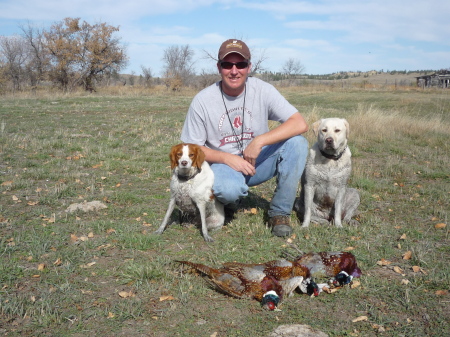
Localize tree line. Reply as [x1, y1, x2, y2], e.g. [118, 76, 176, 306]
[0, 17, 307, 93]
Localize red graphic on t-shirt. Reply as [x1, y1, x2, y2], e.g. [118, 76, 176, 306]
[233, 116, 243, 129]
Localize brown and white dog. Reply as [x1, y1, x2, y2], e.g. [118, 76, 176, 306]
[294, 118, 360, 228]
[154, 143, 225, 242]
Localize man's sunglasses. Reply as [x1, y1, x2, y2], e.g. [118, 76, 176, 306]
[220, 61, 249, 70]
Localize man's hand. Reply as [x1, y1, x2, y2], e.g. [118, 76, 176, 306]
[243, 137, 263, 167]
[225, 154, 256, 176]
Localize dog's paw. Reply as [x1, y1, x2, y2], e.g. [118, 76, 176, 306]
[203, 234, 215, 242]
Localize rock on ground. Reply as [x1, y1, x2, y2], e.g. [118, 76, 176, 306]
[268, 324, 328, 337]
[65, 201, 107, 213]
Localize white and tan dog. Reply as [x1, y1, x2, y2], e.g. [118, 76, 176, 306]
[295, 118, 360, 227]
[155, 143, 225, 242]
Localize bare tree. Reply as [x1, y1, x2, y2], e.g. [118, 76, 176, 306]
[0, 35, 29, 91]
[20, 22, 48, 86]
[162, 44, 195, 90]
[282, 58, 305, 76]
[140, 65, 153, 87]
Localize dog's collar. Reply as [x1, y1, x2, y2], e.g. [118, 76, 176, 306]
[320, 146, 347, 161]
[177, 169, 201, 182]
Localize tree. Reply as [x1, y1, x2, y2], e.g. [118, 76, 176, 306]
[162, 44, 195, 90]
[0, 35, 29, 91]
[44, 17, 128, 91]
[140, 65, 153, 87]
[282, 58, 305, 76]
[20, 22, 49, 86]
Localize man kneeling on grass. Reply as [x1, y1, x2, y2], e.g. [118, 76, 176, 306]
[180, 39, 309, 237]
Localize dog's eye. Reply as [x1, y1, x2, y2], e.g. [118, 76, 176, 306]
[189, 154, 194, 158]
[335, 129, 341, 133]
[322, 128, 327, 132]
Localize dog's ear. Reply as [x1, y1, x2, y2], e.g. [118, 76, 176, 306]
[312, 119, 322, 136]
[342, 119, 350, 139]
[169, 144, 181, 170]
[192, 145, 205, 169]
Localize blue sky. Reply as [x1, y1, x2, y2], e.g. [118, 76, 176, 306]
[1, 0, 449, 76]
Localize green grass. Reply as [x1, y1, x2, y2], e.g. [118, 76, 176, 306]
[0, 86, 449, 336]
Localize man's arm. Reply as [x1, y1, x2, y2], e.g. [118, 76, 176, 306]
[243, 112, 308, 166]
[200, 145, 257, 176]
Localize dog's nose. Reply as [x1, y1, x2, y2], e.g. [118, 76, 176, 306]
[325, 137, 333, 144]
[181, 160, 188, 166]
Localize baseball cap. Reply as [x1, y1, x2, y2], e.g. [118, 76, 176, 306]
[218, 39, 251, 61]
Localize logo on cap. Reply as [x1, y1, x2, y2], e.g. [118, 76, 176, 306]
[227, 41, 243, 50]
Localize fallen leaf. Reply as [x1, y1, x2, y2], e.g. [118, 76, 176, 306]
[399, 233, 407, 240]
[412, 266, 420, 273]
[344, 246, 355, 251]
[250, 208, 258, 214]
[119, 291, 133, 298]
[393, 266, 404, 274]
[53, 258, 62, 266]
[88, 232, 94, 238]
[377, 258, 392, 266]
[27, 201, 39, 206]
[38, 263, 46, 271]
[1, 181, 13, 186]
[159, 295, 175, 301]
[401, 279, 410, 285]
[106, 228, 116, 234]
[435, 290, 448, 296]
[107, 312, 115, 318]
[402, 251, 412, 260]
[352, 316, 368, 323]
[435, 223, 446, 229]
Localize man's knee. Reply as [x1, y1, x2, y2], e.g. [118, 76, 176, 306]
[214, 187, 246, 206]
[285, 135, 308, 157]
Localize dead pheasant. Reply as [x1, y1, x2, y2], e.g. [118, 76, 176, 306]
[176, 259, 311, 310]
[294, 251, 362, 289]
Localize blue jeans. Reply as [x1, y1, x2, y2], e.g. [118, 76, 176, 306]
[210, 135, 308, 218]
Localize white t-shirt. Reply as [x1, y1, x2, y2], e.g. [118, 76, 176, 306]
[181, 77, 298, 155]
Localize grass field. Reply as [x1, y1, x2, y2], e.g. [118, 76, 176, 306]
[0, 85, 449, 336]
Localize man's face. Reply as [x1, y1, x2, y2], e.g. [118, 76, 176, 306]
[217, 53, 251, 96]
